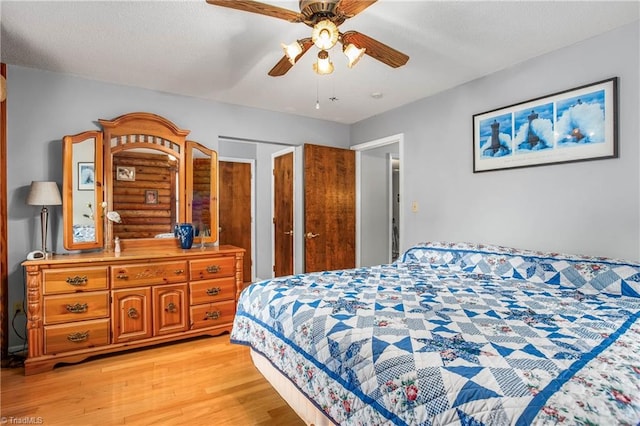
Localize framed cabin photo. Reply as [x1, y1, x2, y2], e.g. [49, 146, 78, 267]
[472, 77, 618, 172]
[145, 189, 158, 204]
[116, 166, 135, 181]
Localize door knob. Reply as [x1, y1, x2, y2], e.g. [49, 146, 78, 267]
[305, 232, 320, 239]
[284, 230, 293, 236]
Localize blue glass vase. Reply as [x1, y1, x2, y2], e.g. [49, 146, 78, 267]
[176, 223, 194, 249]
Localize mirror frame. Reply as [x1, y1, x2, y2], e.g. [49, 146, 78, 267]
[62, 130, 104, 250]
[186, 140, 219, 244]
[99, 113, 189, 248]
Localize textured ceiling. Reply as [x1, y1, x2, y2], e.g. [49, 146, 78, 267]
[1, 1, 638, 124]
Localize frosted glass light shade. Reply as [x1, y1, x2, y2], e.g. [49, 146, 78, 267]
[313, 50, 334, 75]
[281, 41, 303, 65]
[311, 20, 339, 50]
[343, 43, 366, 68]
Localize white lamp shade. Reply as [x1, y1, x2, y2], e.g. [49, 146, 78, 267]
[281, 41, 303, 65]
[313, 50, 334, 75]
[311, 20, 339, 50]
[26, 181, 62, 206]
[344, 43, 366, 68]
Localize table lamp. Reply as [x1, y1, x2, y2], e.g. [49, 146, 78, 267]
[26, 181, 62, 257]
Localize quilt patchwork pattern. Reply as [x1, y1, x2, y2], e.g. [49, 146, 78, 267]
[402, 242, 640, 298]
[231, 244, 640, 425]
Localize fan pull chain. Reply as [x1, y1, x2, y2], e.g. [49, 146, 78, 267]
[315, 78, 320, 110]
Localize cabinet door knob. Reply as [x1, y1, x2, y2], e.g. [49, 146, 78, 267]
[116, 274, 129, 280]
[165, 302, 177, 313]
[127, 307, 139, 319]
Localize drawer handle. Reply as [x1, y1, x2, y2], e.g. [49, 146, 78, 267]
[205, 310, 221, 320]
[206, 265, 221, 274]
[66, 303, 88, 314]
[165, 302, 177, 313]
[206, 287, 221, 296]
[67, 331, 89, 343]
[174, 269, 185, 275]
[116, 274, 129, 280]
[66, 276, 88, 286]
[127, 307, 139, 319]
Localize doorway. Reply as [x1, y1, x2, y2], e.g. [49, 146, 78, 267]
[352, 134, 404, 267]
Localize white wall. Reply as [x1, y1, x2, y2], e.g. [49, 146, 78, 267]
[351, 22, 640, 262]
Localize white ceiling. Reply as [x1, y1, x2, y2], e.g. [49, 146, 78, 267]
[1, 1, 638, 124]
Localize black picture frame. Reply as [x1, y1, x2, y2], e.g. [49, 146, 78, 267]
[473, 77, 618, 172]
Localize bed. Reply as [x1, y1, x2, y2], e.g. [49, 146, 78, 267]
[230, 242, 640, 425]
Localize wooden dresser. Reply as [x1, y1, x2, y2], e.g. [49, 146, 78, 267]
[22, 244, 244, 375]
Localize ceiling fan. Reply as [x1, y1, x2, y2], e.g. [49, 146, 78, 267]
[205, 0, 410, 76]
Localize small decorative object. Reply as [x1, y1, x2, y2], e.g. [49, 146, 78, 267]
[77, 162, 95, 190]
[114, 236, 121, 254]
[116, 166, 135, 181]
[176, 223, 194, 249]
[103, 202, 122, 252]
[472, 77, 618, 172]
[145, 189, 158, 204]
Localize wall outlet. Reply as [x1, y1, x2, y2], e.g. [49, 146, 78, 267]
[13, 302, 23, 314]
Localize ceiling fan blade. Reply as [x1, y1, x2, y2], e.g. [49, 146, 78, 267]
[341, 30, 409, 68]
[206, 0, 303, 23]
[336, 0, 377, 18]
[268, 38, 314, 77]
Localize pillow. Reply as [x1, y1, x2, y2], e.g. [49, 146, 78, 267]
[401, 241, 640, 298]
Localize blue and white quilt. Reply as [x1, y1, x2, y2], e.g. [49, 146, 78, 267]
[231, 242, 640, 425]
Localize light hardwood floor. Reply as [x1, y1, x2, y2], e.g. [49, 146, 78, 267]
[1, 335, 306, 425]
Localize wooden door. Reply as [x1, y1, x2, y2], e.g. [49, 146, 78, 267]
[273, 151, 294, 277]
[219, 161, 252, 282]
[304, 144, 356, 273]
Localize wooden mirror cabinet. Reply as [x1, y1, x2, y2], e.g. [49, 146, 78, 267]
[22, 113, 244, 375]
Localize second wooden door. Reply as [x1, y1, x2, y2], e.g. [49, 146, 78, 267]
[219, 160, 252, 282]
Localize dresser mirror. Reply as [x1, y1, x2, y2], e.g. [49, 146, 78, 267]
[62, 112, 219, 251]
[186, 141, 218, 244]
[62, 130, 104, 250]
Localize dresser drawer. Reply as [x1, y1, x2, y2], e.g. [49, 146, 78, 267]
[44, 291, 109, 325]
[44, 318, 110, 354]
[190, 256, 235, 281]
[190, 300, 235, 330]
[190, 277, 235, 305]
[111, 261, 188, 288]
[43, 266, 108, 294]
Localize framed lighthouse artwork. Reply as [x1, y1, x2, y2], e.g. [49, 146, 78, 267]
[472, 77, 618, 172]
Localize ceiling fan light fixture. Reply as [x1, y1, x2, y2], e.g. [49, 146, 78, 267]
[281, 41, 303, 65]
[343, 43, 366, 68]
[312, 19, 339, 50]
[313, 50, 334, 75]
